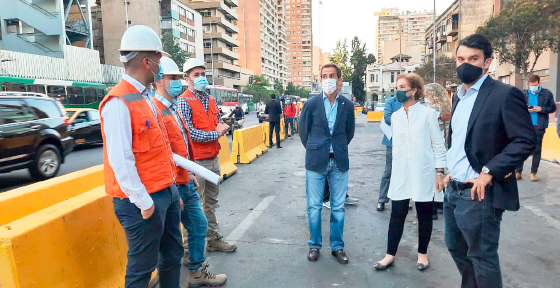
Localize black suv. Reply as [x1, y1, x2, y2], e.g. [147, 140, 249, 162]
[0, 92, 74, 180]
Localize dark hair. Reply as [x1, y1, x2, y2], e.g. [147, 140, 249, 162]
[320, 63, 342, 79]
[457, 34, 493, 60]
[528, 75, 541, 83]
[271, 94, 276, 99]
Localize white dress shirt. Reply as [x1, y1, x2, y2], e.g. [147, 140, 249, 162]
[388, 102, 447, 202]
[101, 74, 160, 210]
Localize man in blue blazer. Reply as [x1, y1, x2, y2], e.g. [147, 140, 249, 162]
[299, 63, 355, 264]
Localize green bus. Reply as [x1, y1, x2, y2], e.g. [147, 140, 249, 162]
[0, 75, 111, 109]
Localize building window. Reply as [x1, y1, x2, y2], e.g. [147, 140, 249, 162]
[391, 72, 395, 83]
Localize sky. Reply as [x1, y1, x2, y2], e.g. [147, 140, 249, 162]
[312, 0, 456, 55]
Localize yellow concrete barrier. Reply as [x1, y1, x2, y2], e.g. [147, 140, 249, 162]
[356, 106, 363, 113]
[0, 165, 104, 226]
[367, 111, 384, 122]
[354, 109, 357, 118]
[541, 125, 560, 163]
[217, 135, 237, 180]
[0, 187, 128, 288]
[262, 122, 282, 146]
[280, 118, 286, 141]
[231, 125, 268, 164]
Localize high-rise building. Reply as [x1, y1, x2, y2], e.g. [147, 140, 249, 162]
[236, 0, 287, 86]
[312, 46, 323, 82]
[92, 0, 203, 66]
[286, 0, 313, 90]
[375, 8, 435, 64]
[277, 0, 289, 87]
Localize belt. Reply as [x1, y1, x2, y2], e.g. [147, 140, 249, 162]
[329, 153, 335, 159]
[449, 178, 474, 191]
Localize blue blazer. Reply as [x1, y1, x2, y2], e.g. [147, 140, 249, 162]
[381, 97, 402, 147]
[299, 94, 355, 173]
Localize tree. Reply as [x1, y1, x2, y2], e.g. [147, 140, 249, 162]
[162, 33, 190, 65]
[284, 82, 310, 97]
[242, 75, 280, 103]
[273, 79, 284, 94]
[328, 39, 352, 82]
[349, 37, 376, 103]
[414, 56, 459, 86]
[477, 0, 560, 87]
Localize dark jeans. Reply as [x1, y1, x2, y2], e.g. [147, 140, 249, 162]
[516, 127, 545, 174]
[285, 117, 294, 136]
[387, 199, 433, 255]
[444, 186, 503, 288]
[113, 186, 183, 288]
[269, 121, 281, 148]
[378, 146, 392, 203]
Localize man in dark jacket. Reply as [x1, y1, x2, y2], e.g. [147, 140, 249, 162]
[265, 94, 283, 148]
[515, 74, 556, 181]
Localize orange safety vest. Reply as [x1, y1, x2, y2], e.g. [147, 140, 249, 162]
[180, 89, 221, 161]
[100, 80, 177, 198]
[152, 96, 195, 185]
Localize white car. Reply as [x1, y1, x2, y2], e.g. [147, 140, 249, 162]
[374, 102, 386, 112]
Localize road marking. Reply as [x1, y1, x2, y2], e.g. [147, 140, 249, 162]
[225, 196, 276, 245]
[524, 205, 560, 230]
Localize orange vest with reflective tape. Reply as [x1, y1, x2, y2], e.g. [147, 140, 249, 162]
[152, 96, 194, 185]
[180, 89, 221, 161]
[100, 80, 177, 198]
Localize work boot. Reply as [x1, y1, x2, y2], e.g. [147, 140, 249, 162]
[207, 234, 237, 252]
[516, 172, 522, 180]
[188, 261, 227, 287]
[182, 248, 189, 266]
[531, 173, 537, 182]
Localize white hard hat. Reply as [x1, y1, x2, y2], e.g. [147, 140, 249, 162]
[183, 58, 206, 74]
[119, 25, 163, 62]
[159, 57, 184, 75]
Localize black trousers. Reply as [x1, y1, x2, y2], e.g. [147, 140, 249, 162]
[387, 199, 433, 256]
[269, 121, 281, 148]
[516, 127, 545, 174]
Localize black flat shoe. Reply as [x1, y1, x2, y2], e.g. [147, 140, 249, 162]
[376, 203, 385, 211]
[331, 249, 348, 264]
[417, 262, 430, 271]
[373, 260, 394, 270]
[307, 248, 319, 262]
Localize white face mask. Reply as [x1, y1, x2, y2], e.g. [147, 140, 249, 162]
[322, 78, 338, 95]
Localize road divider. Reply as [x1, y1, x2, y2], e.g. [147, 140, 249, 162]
[367, 111, 384, 122]
[280, 118, 286, 141]
[541, 125, 560, 163]
[0, 165, 104, 226]
[356, 106, 363, 113]
[217, 135, 237, 180]
[231, 125, 268, 164]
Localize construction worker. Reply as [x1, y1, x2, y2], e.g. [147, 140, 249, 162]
[99, 25, 182, 288]
[177, 58, 236, 252]
[152, 57, 227, 287]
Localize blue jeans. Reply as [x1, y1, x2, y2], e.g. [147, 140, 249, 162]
[378, 146, 392, 203]
[178, 183, 208, 271]
[444, 185, 503, 288]
[285, 117, 294, 136]
[306, 158, 348, 250]
[113, 186, 183, 288]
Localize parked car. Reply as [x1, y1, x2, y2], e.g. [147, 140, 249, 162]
[375, 102, 386, 112]
[66, 108, 102, 146]
[257, 107, 269, 123]
[0, 92, 73, 180]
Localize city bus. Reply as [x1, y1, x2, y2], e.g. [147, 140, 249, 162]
[205, 85, 239, 105]
[0, 75, 110, 109]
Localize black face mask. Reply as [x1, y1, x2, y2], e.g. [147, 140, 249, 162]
[457, 62, 484, 84]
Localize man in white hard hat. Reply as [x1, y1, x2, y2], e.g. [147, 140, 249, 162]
[99, 25, 183, 288]
[151, 57, 227, 287]
[176, 58, 236, 253]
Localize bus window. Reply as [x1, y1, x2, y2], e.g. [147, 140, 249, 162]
[2, 83, 26, 92]
[27, 84, 46, 94]
[67, 87, 84, 105]
[84, 88, 97, 104]
[96, 89, 106, 102]
[47, 85, 67, 103]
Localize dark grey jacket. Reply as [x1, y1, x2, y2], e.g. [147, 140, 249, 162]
[523, 88, 556, 130]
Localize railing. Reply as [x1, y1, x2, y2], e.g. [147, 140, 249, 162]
[17, 0, 58, 18]
[66, 16, 89, 34]
[17, 35, 56, 53]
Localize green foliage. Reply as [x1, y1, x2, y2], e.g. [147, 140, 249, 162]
[328, 39, 352, 81]
[162, 33, 190, 65]
[349, 37, 376, 103]
[414, 56, 459, 86]
[477, 0, 560, 83]
[284, 82, 310, 97]
[273, 79, 284, 94]
[242, 75, 280, 103]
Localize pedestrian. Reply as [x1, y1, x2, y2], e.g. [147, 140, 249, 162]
[99, 25, 183, 288]
[373, 73, 447, 271]
[424, 83, 452, 219]
[284, 98, 297, 138]
[265, 94, 283, 148]
[322, 179, 360, 209]
[444, 34, 536, 288]
[299, 63, 355, 264]
[377, 95, 402, 212]
[515, 74, 556, 181]
[177, 58, 237, 253]
[151, 57, 227, 287]
[228, 104, 245, 120]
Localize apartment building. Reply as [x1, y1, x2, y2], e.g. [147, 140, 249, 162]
[375, 8, 435, 64]
[286, 0, 313, 90]
[277, 0, 289, 87]
[312, 46, 323, 82]
[92, 0, 203, 66]
[424, 0, 459, 61]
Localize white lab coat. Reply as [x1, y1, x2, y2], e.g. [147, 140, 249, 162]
[388, 103, 447, 202]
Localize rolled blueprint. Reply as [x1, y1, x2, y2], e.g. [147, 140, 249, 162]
[172, 154, 220, 185]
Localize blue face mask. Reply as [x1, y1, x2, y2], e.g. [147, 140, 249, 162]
[166, 80, 183, 98]
[529, 85, 540, 93]
[193, 76, 209, 92]
[148, 59, 164, 83]
[396, 90, 413, 103]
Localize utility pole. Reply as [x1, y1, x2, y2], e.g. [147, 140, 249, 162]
[433, 0, 436, 83]
[124, 0, 129, 28]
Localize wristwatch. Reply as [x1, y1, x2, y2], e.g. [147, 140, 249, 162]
[436, 171, 446, 177]
[482, 166, 491, 175]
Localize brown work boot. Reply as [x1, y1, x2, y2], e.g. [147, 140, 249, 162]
[515, 172, 522, 180]
[207, 234, 237, 252]
[182, 248, 189, 266]
[531, 173, 537, 182]
[188, 261, 227, 287]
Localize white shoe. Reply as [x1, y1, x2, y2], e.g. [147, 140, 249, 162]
[323, 202, 331, 209]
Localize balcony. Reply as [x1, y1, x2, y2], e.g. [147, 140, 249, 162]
[205, 60, 241, 73]
[437, 33, 447, 44]
[205, 31, 239, 47]
[224, 0, 238, 7]
[203, 16, 239, 34]
[188, 1, 239, 20]
[204, 47, 240, 60]
[446, 21, 458, 36]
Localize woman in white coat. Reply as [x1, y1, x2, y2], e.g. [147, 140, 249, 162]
[374, 73, 446, 272]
